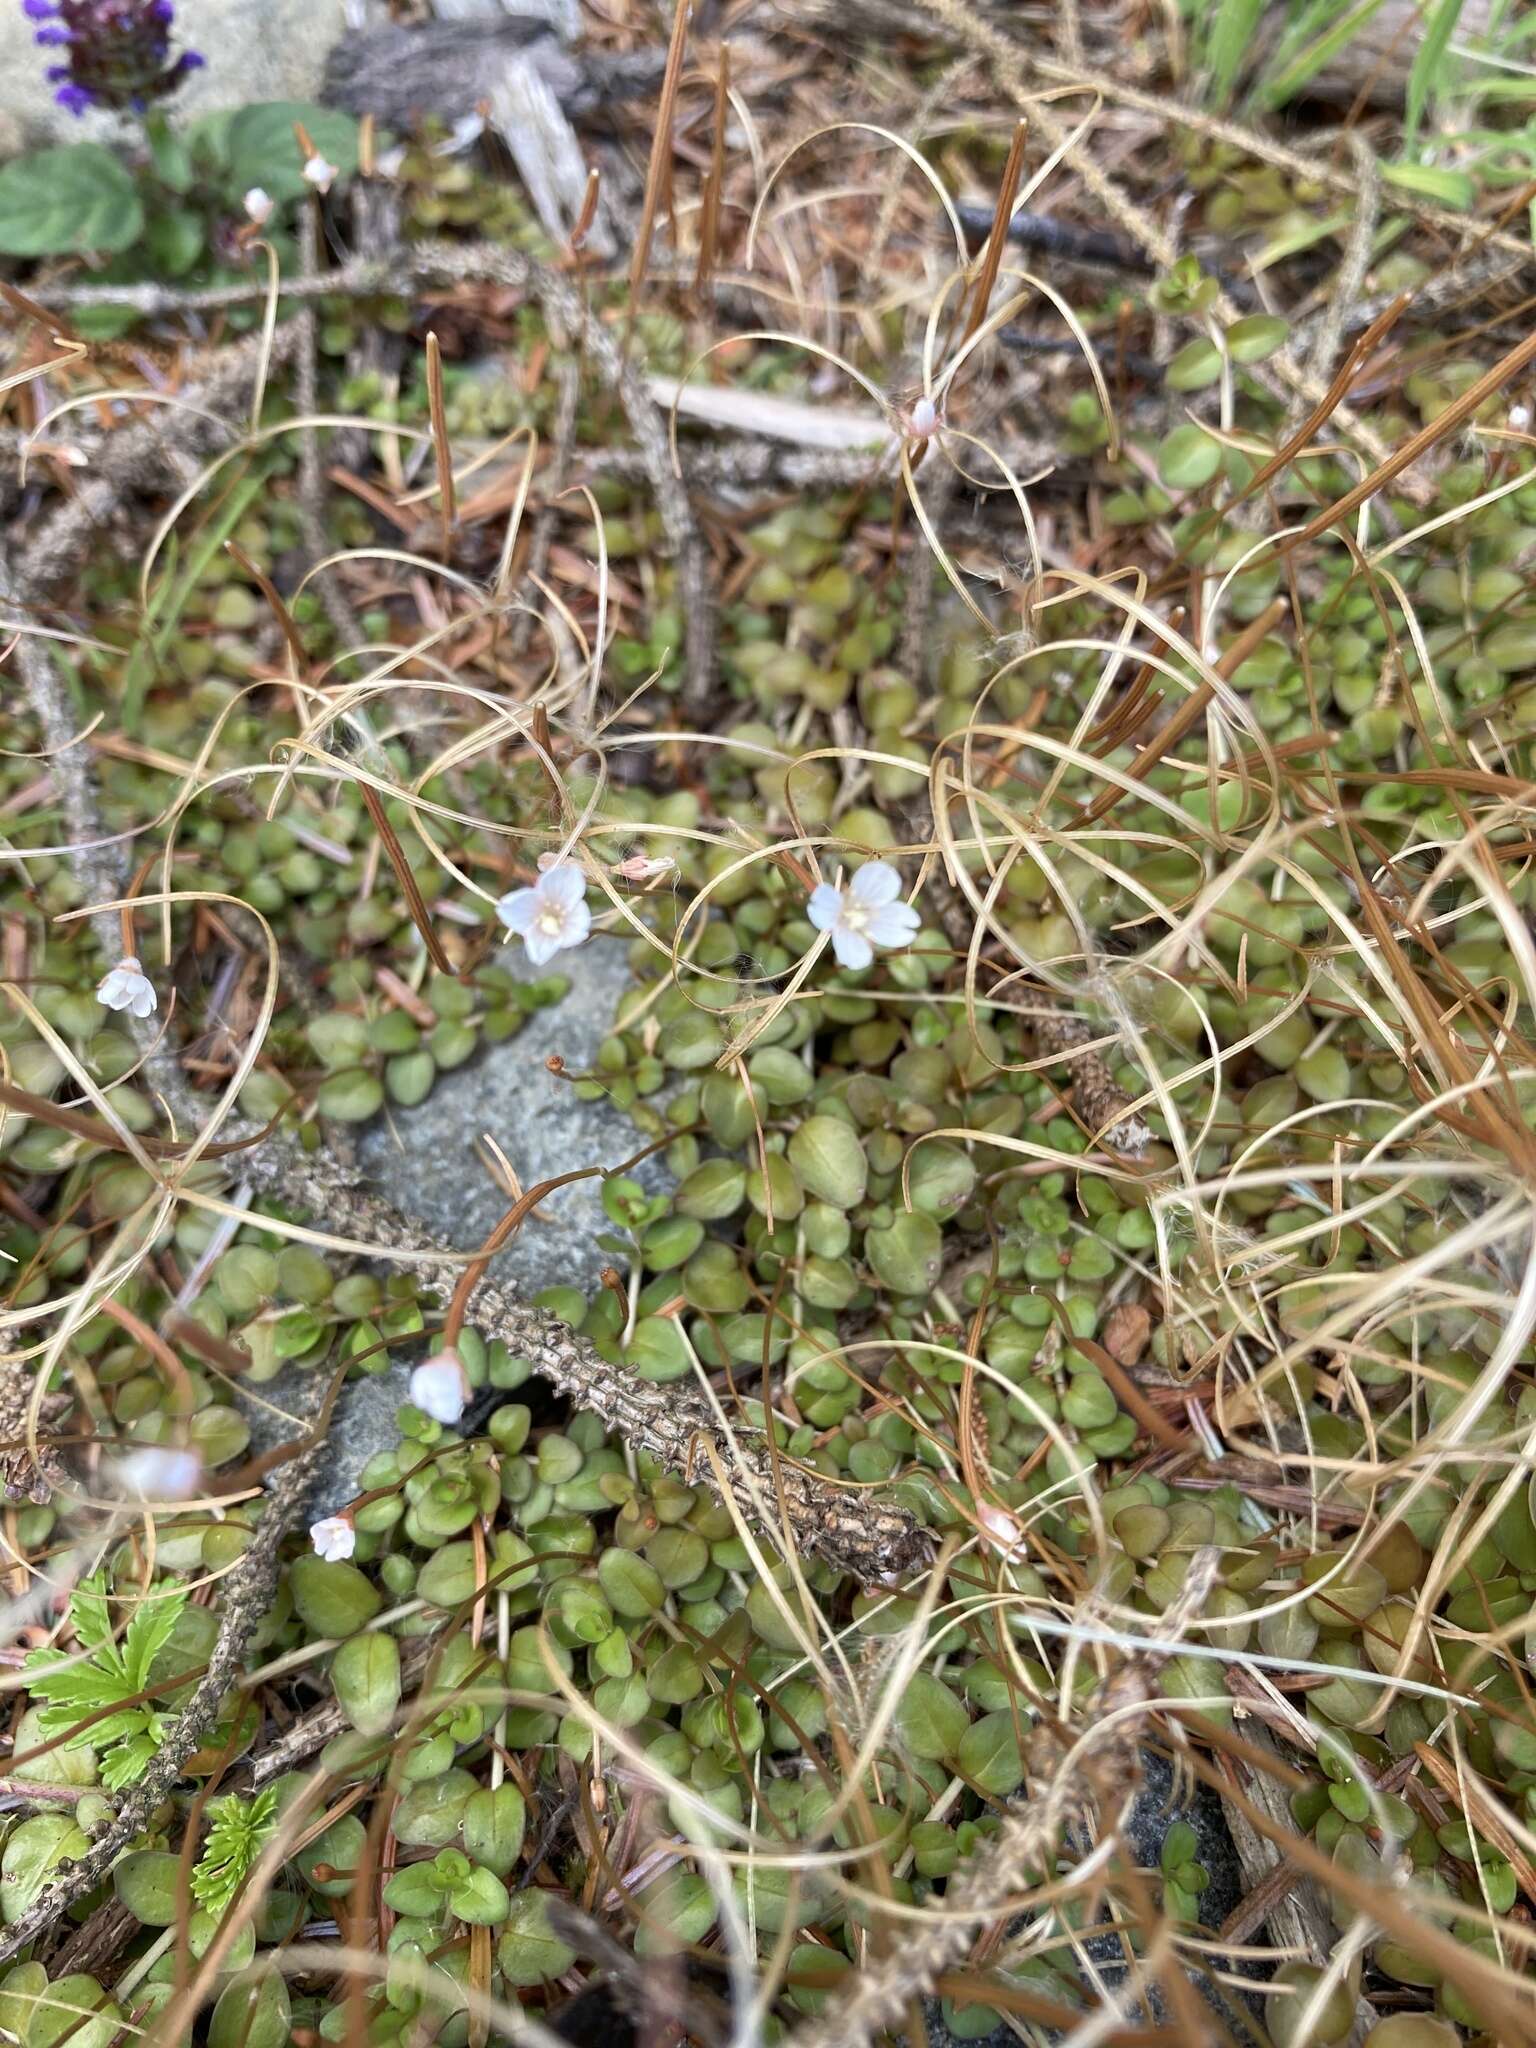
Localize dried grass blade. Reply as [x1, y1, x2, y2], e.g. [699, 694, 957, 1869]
[627, 0, 692, 318]
[356, 781, 454, 977]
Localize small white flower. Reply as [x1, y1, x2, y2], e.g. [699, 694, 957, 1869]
[495, 861, 591, 968]
[909, 394, 940, 438]
[806, 860, 920, 972]
[242, 187, 273, 226]
[614, 854, 675, 885]
[1511, 403, 1532, 432]
[309, 1514, 356, 1562]
[118, 1446, 203, 1502]
[408, 1349, 469, 1426]
[302, 153, 338, 195]
[96, 955, 156, 1019]
[978, 1503, 1022, 1554]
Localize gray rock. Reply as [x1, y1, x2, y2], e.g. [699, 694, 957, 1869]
[0, 0, 348, 151]
[355, 936, 662, 1300]
[248, 936, 664, 1516]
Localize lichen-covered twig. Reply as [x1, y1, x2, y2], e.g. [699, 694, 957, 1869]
[12, 327, 301, 600]
[30, 243, 713, 715]
[0, 551, 128, 975]
[246, 1634, 440, 1788]
[243, 1148, 927, 1586]
[1292, 132, 1381, 420]
[786, 1550, 1219, 2048]
[0, 1430, 321, 1966]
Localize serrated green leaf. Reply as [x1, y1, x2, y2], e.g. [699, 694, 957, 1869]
[65, 1578, 114, 1655]
[0, 146, 144, 257]
[192, 1788, 279, 1915]
[122, 1586, 188, 1691]
[100, 1730, 159, 1791]
[225, 102, 360, 204]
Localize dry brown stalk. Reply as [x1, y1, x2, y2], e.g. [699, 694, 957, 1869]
[912, 0, 1393, 462]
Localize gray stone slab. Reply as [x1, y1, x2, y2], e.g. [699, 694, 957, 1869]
[250, 936, 664, 1516]
[354, 936, 661, 1300]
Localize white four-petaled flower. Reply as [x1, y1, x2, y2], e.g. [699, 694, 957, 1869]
[807, 860, 920, 972]
[118, 1446, 203, 1502]
[96, 956, 156, 1019]
[302, 154, 338, 195]
[242, 187, 273, 225]
[309, 1515, 356, 1562]
[495, 861, 591, 967]
[409, 1350, 469, 1426]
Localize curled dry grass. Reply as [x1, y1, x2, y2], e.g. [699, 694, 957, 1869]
[3, 77, 1536, 2048]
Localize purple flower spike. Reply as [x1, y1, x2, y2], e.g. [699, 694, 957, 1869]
[23, 0, 203, 112]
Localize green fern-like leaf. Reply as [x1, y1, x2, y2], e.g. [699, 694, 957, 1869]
[23, 1575, 189, 1790]
[191, 1789, 280, 1917]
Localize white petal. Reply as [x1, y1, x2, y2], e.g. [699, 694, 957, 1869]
[409, 1354, 467, 1425]
[541, 862, 587, 910]
[118, 1447, 202, 1501]
[830, 924, 874, 971]
[129, 980, 157, 1018]
[806, 884, 844, 932]
[520, 923, 563, 967]
[495, 887, 538, 935]
[558, 899, 592, 952]
[849, 860, 901, 908]
[309, 1515, 356, 1562]
[864, 900, 920, 952]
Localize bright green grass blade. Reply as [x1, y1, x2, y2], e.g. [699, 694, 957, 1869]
[1258, 0, 1392, 109]
[120, 466, 265, 730]
[1405, 0, 1468, 144]
[1206, 0, 1265, 107]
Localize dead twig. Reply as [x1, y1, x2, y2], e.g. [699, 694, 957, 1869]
[240, 1147, 928, 1586]
[0, 1425, 323, 1966]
